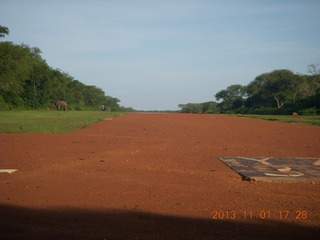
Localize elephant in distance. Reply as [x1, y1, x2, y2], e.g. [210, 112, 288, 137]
[53, 100, 68, 111]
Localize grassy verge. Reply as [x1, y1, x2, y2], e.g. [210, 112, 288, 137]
[0, 111, 127, 133]
[230, 114, 320, 127]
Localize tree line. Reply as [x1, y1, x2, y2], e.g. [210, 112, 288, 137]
[0, 26, 133, 111]
[179, 67, 320, 115]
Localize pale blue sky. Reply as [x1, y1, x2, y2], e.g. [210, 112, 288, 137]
[1, 0, 319, 110]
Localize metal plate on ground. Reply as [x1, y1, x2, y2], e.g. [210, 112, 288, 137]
[219, 157, 320, 183]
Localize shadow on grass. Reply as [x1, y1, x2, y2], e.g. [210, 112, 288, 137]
[0, 204, 319, 240]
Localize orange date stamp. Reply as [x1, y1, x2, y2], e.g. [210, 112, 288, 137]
[212, 210, 308, 220]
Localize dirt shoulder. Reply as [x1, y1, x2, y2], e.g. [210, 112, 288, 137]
[1, 113, 320, 239]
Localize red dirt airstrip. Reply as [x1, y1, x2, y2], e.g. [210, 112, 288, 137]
[1, 113, 320, 239]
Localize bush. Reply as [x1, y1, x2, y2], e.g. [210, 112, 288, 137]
[248, 107, 282, 115]
[301, 108, 319, 116]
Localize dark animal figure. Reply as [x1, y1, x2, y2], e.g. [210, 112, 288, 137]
[53, 100, 68, 111]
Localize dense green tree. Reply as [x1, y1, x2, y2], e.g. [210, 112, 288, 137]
[0, 25, 9, 38]
[22, 46, 52, 108]
[82, 85, 106, 106]
[215, 84, 246, 112]
[178, 102, 218, 114]
[201, 101, 218, 113]
[178, 103, 202, 113]
[0, 27, 127, 111]
[0, 42, 34, 107]
[104, 96, 120, 111]
[180, 66, 319, 115]
[246, 70, 301, 109]
[48, 69, 72, 101]
[307, 64, 320, 95]
[68, 80, 86, 106]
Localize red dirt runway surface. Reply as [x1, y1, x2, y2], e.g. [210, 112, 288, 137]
[1, 113, 320, 239]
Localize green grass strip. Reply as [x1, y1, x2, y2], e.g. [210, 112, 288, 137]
[0, 111, 126, 133]
[229, 114, 320, 127]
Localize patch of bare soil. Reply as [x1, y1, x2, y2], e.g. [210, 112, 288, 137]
[1, 113, 320, 239]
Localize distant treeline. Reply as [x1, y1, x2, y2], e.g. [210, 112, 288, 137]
[0, 26, 134, 111]
[179, 68, 320, 115]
